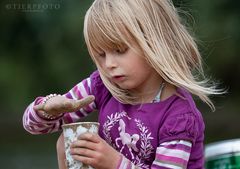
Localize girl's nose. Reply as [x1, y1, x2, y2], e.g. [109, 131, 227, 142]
[105, 54, 117, 69]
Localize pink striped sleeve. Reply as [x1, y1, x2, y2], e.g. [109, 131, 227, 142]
[116, 140, 192, 169]
[23, 97, 63, 134]
[63, 77, 96, 123]
[152, 140, 192, 169]
[23, 77, 97, 134]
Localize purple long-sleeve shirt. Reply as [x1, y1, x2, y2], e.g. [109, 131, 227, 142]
[23, 71, 205, 168]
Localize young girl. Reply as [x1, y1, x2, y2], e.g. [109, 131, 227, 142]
[23, 0, 222, 168]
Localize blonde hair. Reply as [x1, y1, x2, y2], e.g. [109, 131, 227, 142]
[84, 0, 222, 110]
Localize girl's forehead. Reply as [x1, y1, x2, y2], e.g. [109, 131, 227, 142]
[88, 21, 131, 52]
[93, 40, 128, 54]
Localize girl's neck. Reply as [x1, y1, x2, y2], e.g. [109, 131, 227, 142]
[131, 71, 164, 103]
[133, 82, 177, 104]
[129, 69, 177, 104]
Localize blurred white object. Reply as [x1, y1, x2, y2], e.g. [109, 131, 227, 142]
[205, 138, 240, 169]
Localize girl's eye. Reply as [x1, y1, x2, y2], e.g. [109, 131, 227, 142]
[98, 52, 106, 58]
[115, 47, 128, 54]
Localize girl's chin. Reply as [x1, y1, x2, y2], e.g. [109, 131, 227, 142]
[117, 84, 136, 91]
[110, 80, 136, 90]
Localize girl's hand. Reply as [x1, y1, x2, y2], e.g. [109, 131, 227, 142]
[33, 95, 95, 116]
[56, 133, 67, 169]
[70, 133, 121, 169]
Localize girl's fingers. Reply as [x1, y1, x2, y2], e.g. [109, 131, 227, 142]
[71, 138, 98, 150]
[71, 147, 97, 158]
[74, 95, 95, 109]
[78, 133, 101, 143]
[34, 96, 95, 113]
[71, 155, 94, 166]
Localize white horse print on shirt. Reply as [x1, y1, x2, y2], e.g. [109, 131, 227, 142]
[103, 112, 154, 168]
[115, 119, 140, 159]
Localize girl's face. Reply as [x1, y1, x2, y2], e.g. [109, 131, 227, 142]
[96, 46, 161, 93]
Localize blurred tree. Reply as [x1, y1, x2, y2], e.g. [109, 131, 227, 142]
[0, 0, 95, 125]
[0, 0, 239, 146]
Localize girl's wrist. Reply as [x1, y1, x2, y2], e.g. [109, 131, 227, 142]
[42, 94, 61, 104]
[38, 110, 63, 120]
[37, 94, 64, 120]
[115, 154, 123, 169]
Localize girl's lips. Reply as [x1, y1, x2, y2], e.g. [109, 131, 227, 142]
[112, 75, 125, 82]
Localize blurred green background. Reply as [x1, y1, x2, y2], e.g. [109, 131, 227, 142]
[0, 0, 239, 168]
